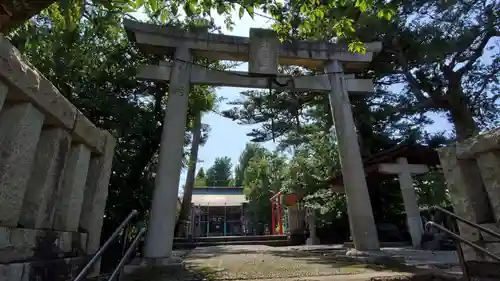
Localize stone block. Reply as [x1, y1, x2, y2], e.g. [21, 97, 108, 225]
[72, 113, 104, 155]
[0, 262, 29, 281]
[249, 28, 279, 75]
[476, 151, 500, 224]
[79, 131, 116, 255]
[121, 258, 184, 281]
[438, 145, 494, 224]
[0, 36, 77, 130]
[0, 227, 87, 263]
[0, 256, 89, 281]
[466, 260, 500, 279]
[0, 36, 105, 155]
[455, 127, 500, 159]
[19, 128, 71, 229]
[0, 103, 44, 226]
[478, 223, 500, 262]
[53, 144, 91, 232]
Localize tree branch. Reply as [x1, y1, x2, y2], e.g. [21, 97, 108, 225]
[455, 5, 499, 75]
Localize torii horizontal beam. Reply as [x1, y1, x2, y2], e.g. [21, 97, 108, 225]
[123, 19, 382, 72]
[137, 64, 374, 94]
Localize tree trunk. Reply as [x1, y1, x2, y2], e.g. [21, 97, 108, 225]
[447, 85, 479, 141]
[175, 111, 203, 237]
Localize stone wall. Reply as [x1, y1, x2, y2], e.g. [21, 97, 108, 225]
[438, 128, 500, 262]
[0, 35, 116, 281]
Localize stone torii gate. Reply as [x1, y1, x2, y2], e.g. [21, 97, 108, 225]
[124, 19, 383, 262]
[379, 157, 428, 247]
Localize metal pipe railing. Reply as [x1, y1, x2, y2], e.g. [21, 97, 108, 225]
[426, 221, 500, 262]
[107, 227, 147, 281]
[427, 205, 500, 281]
[430, 206, 500, 240]
[73, 210, 139, 281]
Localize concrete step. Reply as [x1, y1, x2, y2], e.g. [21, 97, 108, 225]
[173, 239, 288, 249]
[343, 241, 412, 248]
[173, 235, 289, 249]
[174, 234, 287, 243]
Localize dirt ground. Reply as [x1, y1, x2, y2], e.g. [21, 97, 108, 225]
[182, 245, 459, 280]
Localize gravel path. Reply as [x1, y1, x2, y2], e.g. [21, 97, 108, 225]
[183, 245, 429, 280]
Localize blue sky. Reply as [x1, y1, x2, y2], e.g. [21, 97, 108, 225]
[178, 10, 279, 186]
[177, 10, 454, 187]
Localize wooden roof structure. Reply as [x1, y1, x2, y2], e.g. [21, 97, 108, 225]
[330, 144, 441, 189]
[0, 1, 55, 33]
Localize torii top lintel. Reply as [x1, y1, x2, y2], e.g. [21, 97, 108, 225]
[123, 19, 382, 72]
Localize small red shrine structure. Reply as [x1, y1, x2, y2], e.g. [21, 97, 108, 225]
[270, 191, 301, 235]
[270, 191, 284, 235]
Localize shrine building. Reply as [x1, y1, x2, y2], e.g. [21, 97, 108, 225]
[189, 187, 249, 237]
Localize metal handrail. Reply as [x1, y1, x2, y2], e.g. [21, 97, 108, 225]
[426, 222, 500, 262]
[107, 227, 147, 281]
[73, 210, 139, 281]
[430, 206, 500, 240]
[426, 205, 500, 281]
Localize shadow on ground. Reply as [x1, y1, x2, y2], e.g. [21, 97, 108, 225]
[266, 249, 422, 274]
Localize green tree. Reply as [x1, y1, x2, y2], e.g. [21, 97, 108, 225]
[7, 2, 222, 241]
[234, 143, 267, 186]
[5, 0, 392, 53]
[205, 157, 233, 186]
[243, 150, 287, 232]
[194, 167, 207, 187]
[270, 0, 500, 140]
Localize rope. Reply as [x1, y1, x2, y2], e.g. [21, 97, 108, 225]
[266, 76, 296, 142]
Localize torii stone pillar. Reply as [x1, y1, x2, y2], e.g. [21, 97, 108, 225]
[379, 157, 428, 247]
[143, 47, 192, 261]
[326, 61, 380, 251]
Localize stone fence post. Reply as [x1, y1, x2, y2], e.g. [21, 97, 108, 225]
[438, 129, 500, 264]
[0, 35, 116, 281]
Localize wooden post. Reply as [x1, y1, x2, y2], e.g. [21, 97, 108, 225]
[277, 196, 283, 235]
[224, 202, 227, 236]
[271, 201, 275, 235]
[206, 203, 210, 237]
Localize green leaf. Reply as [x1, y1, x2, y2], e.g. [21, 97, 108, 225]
[239, 6, 245, 18]
[348, 41, 366, 54]
[160, 10, 168, 23]
[149, 0, 158, 12]
[246, 6, 255, 19]
[314, 9, 324, 19]
[135, 0, 144, 8]
[216, 4, 225, 15]
[377, 8, 394, 21]
[355, 0, 368, 12]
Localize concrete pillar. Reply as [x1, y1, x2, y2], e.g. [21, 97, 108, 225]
[143, 47, 192, 260]
[0, 81, 6, 111]
[325, 60, 379, 251]
[19, 128, 71, 228]
[53, 144, 91, 231]
[79, 131, 116, 255]
[0, 103, 44, 226]
[476, 151, 500, 224]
